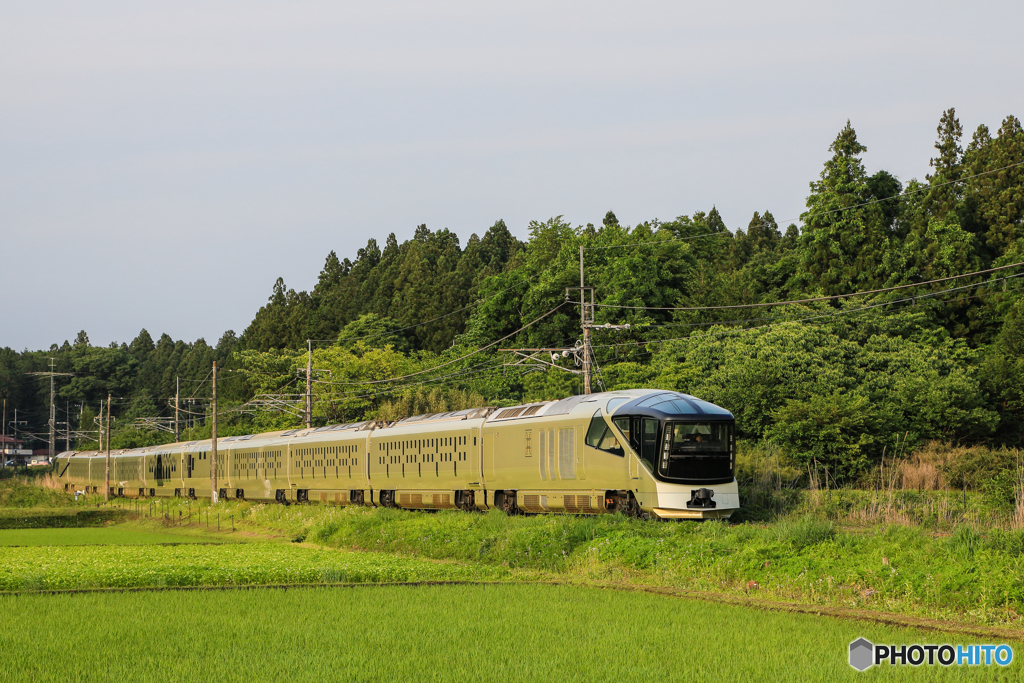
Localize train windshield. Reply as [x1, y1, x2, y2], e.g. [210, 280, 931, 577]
[667, 423, 730, 455]
[657, 421, 733, 484]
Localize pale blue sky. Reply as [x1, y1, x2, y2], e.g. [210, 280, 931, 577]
[3, 1, 1023, 350]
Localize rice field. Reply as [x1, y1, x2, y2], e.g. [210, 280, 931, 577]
[0, 527, 226, 546]
[0, 542, 512, 592]
[0, 583, 1015, 682]
[0, 481, 1018, 680]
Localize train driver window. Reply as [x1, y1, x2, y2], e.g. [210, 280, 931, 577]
[585, 410, 624, 456]
[640, 419, 659, 471]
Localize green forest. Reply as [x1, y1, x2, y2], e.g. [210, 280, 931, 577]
[3, 109, 1022, 481]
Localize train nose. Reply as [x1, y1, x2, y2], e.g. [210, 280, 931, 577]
[686, 488, 716, 509]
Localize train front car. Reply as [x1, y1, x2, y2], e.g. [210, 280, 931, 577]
[610, 390, 738, 519]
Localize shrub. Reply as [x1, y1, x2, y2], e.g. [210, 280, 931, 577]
[767, 391, 877, 480]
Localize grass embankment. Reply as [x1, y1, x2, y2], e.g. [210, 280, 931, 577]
[0, 476, 78, 508]
[0, 584, 1013, 683]
[4, 479, 1024, 630]
[212, 500, 1024, 628]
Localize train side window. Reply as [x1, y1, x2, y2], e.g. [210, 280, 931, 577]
[612, 416, 630, 442]
[539, 429, 546, 479]
[586, 410, 624, 456]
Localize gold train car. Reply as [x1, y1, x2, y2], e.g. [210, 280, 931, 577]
[54, 389, 739, 519]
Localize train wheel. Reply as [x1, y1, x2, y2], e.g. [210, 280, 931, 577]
[455, 490, 475, 511]
[621, 493, 642, 518]
[380, 490, 396, 508]
[500, 490, 518, 516]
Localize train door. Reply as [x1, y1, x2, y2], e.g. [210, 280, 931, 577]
[483, 432, 496, 484]
[626, 417, 641, 480]
[470, 428, 480, 481]
[638, 418, 658, 472]
[155, 454, 164, 485]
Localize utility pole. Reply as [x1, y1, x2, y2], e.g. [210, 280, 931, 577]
[50, 372, 56, 457]
[2, 398, 6, 469]
[97, 399, 103, 450]
[174, 377, 180, 442]
[305, 340, 313, 429]
[579, 246, 592, 394]
[104, 394, 111, 502]
[65, 401, 71, 452]
[211, 361, 218, 504]
[11, 408, 23, 467]
[503, 247, 628, 394]
[26, 359, 73, 461]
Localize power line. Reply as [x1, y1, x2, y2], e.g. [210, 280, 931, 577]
[221, 360, 513, 420]
[583, 230, 723, 250]
[305, 274, 537, 346]
[582, 260, 1024, 312]
[588, 271, 1024, 353]
[309, 302, 568, 387]
[308, 361, 509, 405]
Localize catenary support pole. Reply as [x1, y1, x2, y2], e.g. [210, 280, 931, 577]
[104, 394, 111, 502]
[305, 340, 312, 429]
[49, 361, 56, 460]
[211, 361, 218, 504]
[580, 246, 591, 394]
[174, 376, 180, 442]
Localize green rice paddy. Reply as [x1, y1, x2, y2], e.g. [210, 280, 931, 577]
[0, 527, 223, 546]
[0, 583, 1014, 682]
[0, 541, 511, 592]
[0, 483, 1019, 681]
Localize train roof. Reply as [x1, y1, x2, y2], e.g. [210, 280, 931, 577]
[53, 389, 732, 459]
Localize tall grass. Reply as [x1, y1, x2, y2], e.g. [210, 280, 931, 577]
[0, 478, 78, 508]
[1013, 449, 1024, 529]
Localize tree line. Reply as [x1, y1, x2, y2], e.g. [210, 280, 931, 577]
[2, 108, 1021, 479]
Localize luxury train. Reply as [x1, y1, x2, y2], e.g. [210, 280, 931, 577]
[55, 388, 738, 519]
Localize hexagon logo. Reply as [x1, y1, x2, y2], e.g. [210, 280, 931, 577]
[849, 638, 874, 671]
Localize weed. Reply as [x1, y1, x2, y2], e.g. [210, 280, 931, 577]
[773, 515, 835, 549]
[949, 525, 982, 561]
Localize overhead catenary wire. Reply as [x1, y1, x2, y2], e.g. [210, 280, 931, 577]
[219, 359, 513, 416]
[578, 260, 1024, 312]
[306, 302, 568, 387]
[304, 274, 538, 346]
[585, 272, 1024, 333]
[588, 271, 1024, 353]
[583, 230, 723, 250]
[307, 362, 513, 406]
